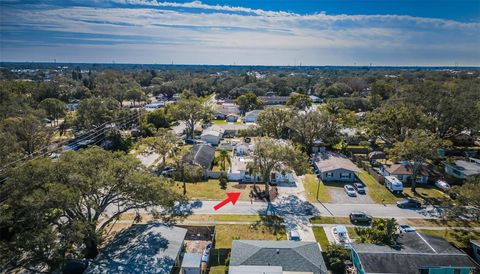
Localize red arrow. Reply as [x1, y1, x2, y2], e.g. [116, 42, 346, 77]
[213, 192, 241, 210]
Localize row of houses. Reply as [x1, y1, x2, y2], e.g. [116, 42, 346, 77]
[81, 222, 479, 274]
[181, 142, 295, 184]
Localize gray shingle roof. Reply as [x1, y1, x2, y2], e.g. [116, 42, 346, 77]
[85, 224, 187, 274]
[183, 144, 215, 169]
[352, 232, 478, 274]
[230, 240, 327, 274]
[181, 253, 202, 268]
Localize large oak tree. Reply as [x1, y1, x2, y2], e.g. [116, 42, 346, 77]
[0, 147, 183, 271]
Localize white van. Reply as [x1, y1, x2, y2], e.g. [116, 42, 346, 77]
[385, 176, 403, 194]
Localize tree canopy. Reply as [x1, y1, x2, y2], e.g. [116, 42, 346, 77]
[0, 147, 183, 271]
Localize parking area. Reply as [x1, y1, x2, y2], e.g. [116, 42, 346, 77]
[328, 186, 375, 204]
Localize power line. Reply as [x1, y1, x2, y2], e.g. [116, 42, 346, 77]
[0, 112, 141, 174]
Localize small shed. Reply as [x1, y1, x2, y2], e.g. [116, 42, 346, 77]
[181, 253, 202, 274]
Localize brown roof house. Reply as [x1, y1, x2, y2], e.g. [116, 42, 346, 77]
[380, 163, 439, 184]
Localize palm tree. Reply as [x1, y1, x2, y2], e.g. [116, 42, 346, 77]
[219, 149, 231, 171]
[246, 161, 259, 192]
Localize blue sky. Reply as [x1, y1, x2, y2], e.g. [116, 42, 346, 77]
[1, 0, 479, 66]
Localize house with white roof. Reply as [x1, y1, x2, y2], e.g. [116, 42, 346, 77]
[445, 157, 480, 179]
[312, 151, 360, 182]
[243, 110, 262, 123]
[200, 127, 225, 145]
[228, 142, 294, 183]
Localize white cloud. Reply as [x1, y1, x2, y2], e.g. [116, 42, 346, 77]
[1, 1, 479, 65]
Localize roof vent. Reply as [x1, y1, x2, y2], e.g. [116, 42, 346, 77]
[276, 249, 280, 254]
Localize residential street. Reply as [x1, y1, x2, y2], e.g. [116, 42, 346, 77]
[105, 199, 433, 219]
[190, 200, 431, 218]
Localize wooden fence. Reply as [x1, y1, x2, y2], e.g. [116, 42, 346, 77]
[350, 153, 385, 185]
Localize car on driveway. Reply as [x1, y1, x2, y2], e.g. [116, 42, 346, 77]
[353, 182, 366, 194]
[397, 199, 422, 209]
[349, 211, 373, 224]
[344, 184, 357, 197]
[435, 180, 451, 192]
[398, 224, 416, 233]
[288, 230, 301, 241]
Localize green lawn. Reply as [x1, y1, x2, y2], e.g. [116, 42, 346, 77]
[312, 226, 330, 249]
[403, 186, 448, 205]
[215, 224, 287, 249]
[129, 143, 147, 155]
[303, 174, 331, 203]
[212, 120, 242, 125]
[310, 216, 351, 225]
[418, 229, 480, 249]
[347, 227, 360, 242]
[406, 218, 480, 228]
[357, 170, 400, 204]
[213, 150, 231, 171]
[208, 248, 230, 274]
[184, 214, 283, 223]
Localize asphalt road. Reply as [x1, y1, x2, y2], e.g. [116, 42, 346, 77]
[106, 199, 433, 219]
[192, 200, 429, 219]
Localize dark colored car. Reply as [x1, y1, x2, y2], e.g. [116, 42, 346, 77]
[349, 211, 373, 223]
[353, 182, 366, 194]
[397, 199, 422, 209]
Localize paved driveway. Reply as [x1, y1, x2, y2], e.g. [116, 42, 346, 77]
[329, 187, 374, 204]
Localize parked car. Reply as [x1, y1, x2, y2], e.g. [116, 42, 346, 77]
[353, 183, 366, 194]
[201, 243, 212, 262]
[435, 180, 451, 192]
[288, 230, 301, 241]
[161, 166, 176, 176]
[398, 224, 416, 233]
[349, 211, 373, 223]
[397, 199, 422, 209]
[344, 184, 357, 197]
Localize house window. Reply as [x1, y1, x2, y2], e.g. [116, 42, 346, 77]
[419, 269, 429, 274]
[340, 173, 351, 179]
[326, 172, 334, 178]
[454, 269, 461, 274]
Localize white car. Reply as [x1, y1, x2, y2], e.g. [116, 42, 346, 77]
[399, 224, 416, 233]
[344, 184, 357, 197]
[288, 230, 301, 241]
[435, 180, 451, 192]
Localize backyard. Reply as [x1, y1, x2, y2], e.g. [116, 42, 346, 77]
[214, 224, 287, 249]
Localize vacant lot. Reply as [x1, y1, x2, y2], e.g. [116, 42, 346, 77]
[303, 174, 331, 203]
[173, 180, 262, 201]
[215, 224, 287, 249]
